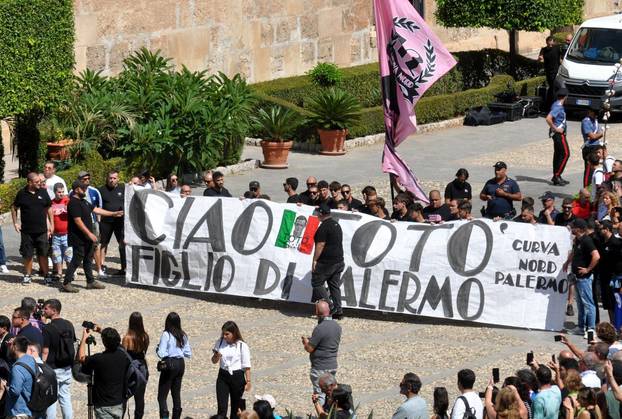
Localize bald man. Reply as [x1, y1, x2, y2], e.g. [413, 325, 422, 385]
[580, 352, 602, 388]
[12, 172, 54, 285]
[302, 301, 342, 406]
[299, 176, 318, 206]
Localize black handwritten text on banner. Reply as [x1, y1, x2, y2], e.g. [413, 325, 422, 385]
[125, 187, 573, 330]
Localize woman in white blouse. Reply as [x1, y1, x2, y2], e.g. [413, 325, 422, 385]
[211, 321, 251, 418]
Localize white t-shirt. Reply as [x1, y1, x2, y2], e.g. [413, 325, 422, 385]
[605, 155, 616, 173]
[45, 175, 67, 199]
[592, 167, 605, 201]
[451, 392, 483, 419]
[213, 338, 251, 374]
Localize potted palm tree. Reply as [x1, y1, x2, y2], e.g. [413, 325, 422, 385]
[252, 106, 299, 169]
[306, 87, 361, 155]
[39, 117, 74, 160]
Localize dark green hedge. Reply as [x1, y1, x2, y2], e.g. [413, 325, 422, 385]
[256, 74, 546, 142]
[0, 154, 126, 213]
[251, 49, 542, 109]
[0, 0, 75, 117]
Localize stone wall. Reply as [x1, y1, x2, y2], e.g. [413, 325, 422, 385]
[74, 0, 619, 83]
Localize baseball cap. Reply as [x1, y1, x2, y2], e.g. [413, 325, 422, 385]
[539, 191, 555, 201]
[317, 203, 331, 215]
[493, 161, 507, 170]
[571, 218, 587, 229]
[249, 180, 260, 189]
[77, 170, 90, 179]
[255, 394, 277, 409]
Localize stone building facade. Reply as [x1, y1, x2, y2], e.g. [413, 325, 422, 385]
[74, 0, 618, 82]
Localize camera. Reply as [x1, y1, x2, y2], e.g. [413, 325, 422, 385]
[82, 321, 96, 330]
[32, 299, 45, 320]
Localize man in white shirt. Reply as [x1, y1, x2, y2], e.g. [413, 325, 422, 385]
[43, 161, 67, 200]
[579, 352, 602, 388]
[451, 369, 483, 419]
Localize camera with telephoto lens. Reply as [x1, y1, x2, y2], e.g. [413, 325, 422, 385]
[32, 299, 45, 320]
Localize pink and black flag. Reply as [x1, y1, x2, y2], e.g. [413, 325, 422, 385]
[374, 0, 457, 203]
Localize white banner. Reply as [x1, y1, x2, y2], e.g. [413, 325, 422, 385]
[125, 187, 573, 330]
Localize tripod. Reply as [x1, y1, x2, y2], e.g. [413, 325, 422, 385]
[86, 335, 96, 419]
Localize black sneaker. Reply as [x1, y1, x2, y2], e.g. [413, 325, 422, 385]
[44, 275, 53, 286]
[566, 304, 574, 316]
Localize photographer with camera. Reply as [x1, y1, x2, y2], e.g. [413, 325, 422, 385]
[63, 180, 122, 293]
[42, 299, 76, 419]
[156, 312, 191, 419]
[79, 326, 129, 419]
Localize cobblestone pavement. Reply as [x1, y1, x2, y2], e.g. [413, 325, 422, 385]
[0, 116, 618, 418]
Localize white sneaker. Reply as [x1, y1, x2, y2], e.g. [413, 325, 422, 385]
[0, 265, 9, 273]
[22, 275, 31, 285]
[98, 270, 107, 278]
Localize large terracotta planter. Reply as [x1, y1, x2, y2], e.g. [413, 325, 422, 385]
[318, 129, 347, 155]
[47, 139, 74, 160]
[260, 140, 293, 169]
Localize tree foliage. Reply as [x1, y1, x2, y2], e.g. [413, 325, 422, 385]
[0, 0, 75, 118]
[435, 0, 584, 32]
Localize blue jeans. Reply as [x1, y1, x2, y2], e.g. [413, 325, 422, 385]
[51, 234, 73, 264]
[46, 366, 73, 419]
[0, 226, 7, 265]
[576, 275, 596, 330]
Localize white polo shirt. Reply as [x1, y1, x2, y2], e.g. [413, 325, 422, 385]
[214, 338, 251, 375]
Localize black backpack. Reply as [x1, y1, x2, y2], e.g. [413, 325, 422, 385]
[47, 321, 75, 368]
[119, 348, 148, 400]
[459, 396, 478, 419]
[16, 361, 58, 415]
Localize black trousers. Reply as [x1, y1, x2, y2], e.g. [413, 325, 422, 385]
[552, 132, 570, 177]
[64, 241, 95, 284]
[157, 357, 185, 419]
[216, 368, 246, 419]
[311, 261, 346, 314]
[100, 220, 126, 269]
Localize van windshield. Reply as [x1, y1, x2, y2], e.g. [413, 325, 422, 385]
[567, 27, 622, 64]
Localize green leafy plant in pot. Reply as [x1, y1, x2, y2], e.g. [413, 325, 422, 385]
[306, 87, 361, 155]
[251, 106, 300, 169]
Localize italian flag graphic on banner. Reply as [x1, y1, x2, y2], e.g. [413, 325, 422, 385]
[274, 209, 319, 254]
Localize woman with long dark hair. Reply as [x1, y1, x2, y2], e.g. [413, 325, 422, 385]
[212, 321, 252, 419]
[165, 173, 181, 194]
[122, 312, 150, 419]
[156, 312, 192, 419]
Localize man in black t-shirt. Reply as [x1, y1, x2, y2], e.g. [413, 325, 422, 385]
[11, 172, 54, 285]
[79, 327, 129, 418]
[538, 36, 562, 108]
[203, 171, 232, 197]
[299, 176, 318, 206]
[317, 181, 337, 209]
[99, 170, 126, 276]
[555, 198, 576, 227]
[340, 184, 363, 211]
[284, 177, 300, 203]
[63, 181, 123, 293]
[422, 190, 452, 222]
[312, 204, 345, 319]
[598, 221, 622, 322]
[42, 298, 76, 419]
[391, 193, 412, 222]
[565, 218, 600, 335]
[444, 168, 472, 203]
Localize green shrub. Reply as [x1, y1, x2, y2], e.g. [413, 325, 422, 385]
[307, 62, 343, 87]
[455, 49, 542, 89]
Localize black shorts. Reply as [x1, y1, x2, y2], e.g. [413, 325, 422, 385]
[20, 231, 48, 258]
[99, 220, 124, 246]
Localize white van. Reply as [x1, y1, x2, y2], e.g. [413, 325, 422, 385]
[556, 14, 622, 112]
